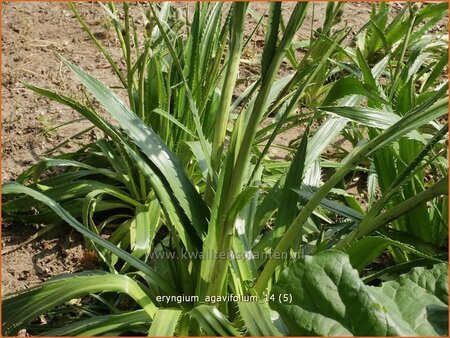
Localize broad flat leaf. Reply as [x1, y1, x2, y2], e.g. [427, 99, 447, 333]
[271, 250, 447, 336]
[390, 263, 448, 305]
[370, 264, 448, 336]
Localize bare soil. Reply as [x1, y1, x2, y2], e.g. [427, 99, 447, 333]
[1, 2, 389, 295]
[2, 2, 125, 295]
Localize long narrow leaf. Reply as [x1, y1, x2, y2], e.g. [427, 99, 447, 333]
[3, 272, 156, 336]
[59, 56, 209, 236]
[2, 183, 177, 296]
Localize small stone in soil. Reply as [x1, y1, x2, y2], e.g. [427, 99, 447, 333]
[18, 270, 31, 280]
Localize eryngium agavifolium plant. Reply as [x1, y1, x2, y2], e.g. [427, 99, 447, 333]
[3, 2, 448, 336]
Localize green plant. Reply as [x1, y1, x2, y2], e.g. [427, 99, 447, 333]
[315, 1, 448, 259]
[2, 2, 448, 336]
[271, 251, 448, 336]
